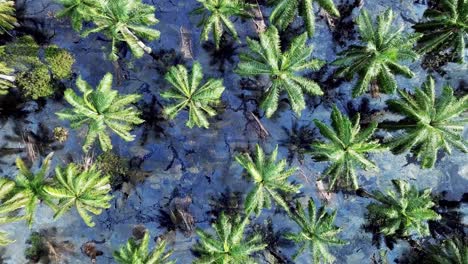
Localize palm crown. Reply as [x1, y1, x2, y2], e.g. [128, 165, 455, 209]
[193, 213, 266, 264]
[333, 9, 419, 97]
[44, 163, 112, 227]
[57, 73, 144, 152]
[413, 0, 468, 63]
[311, 105, 383, 190]
[58, 0, 160, 60]
[285, 198, 346, 263]
[235, 144, 301, 216]
[161, 62, 225, 129]
[0, 153, 55, 228]
[0, 0, 16, 34]
[385, 76, 468, 169]
[236, 26, 324, 118]
[0, 178, 25, 246]
[113, 232, 174, 264]
[269, 0, 340, 37]
[192, 0, 254, 49]
[365, 179, 441, 238]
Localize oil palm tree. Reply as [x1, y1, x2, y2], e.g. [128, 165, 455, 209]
[333, 9, 420, 97]
[365, 179, 441, 238]
[0, 178, 25, 246]
[44, 163, 112, 227]
[0, 0, 16, 34]
[285, 198, 346, 263]
[236, 26, 324, 118]
[385, 76, 468, 169]
[0, 153, 55, 228]
[235, 144, 301, 216]
[0, 61, 15, 95]
[55, 0, 98, 31]
[413, 0, 467, 63]
[58, 0, 160, 60]
[193, 213, 267, 263]
[192, 0, 254, 49]
[269, 0, 340, 37]
[113, 231, 174, 264]
[424, 237, 468, 264]
[56, 73, 144, 152]
[161, 62, 225, 129]
[311, 105, 384, 190]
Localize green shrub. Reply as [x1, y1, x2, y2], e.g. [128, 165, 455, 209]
[45, 45, 75, 79]
[16, 66, 54, 100]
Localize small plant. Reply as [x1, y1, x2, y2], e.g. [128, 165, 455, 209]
[424, 237, 468, 264]
[236, 26, 324, 117]
[385, 76, 468, 168]
[192, 0, 254, 49]
[311, 105, 383, 190]
[235, 144, 301, 216]
[269, 0, 340, 37]
[285, 198, 346, 263]
[113, 231, 174, 264]
[365, 179, 441, 238]
[161, 62, 225, 128]
[193, 213, 266, 263]
[53, 127, 69, 143]
[44, 163, 112, 227]
[57, 73, 144, 152]
[0, 0, 16, 34]
[333, 9, 419, 97]
[0, 153, 55, 228]
[413, 0, 468, 63]
[96, 151, 129, 189]
[57, 0, 160, 60]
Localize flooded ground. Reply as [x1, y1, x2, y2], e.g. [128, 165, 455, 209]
[0, 0, 466, 263]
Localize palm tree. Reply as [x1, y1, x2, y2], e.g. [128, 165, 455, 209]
[384, 76, 468, 169]
[235, 144, 301, 216]
[236, 26, 324, 117]
[56, 73, 144, 152]
[192, 0, 254, 49]
[55, 0, 98, 31]
[161, 62, 225, 129]
[269, 0, 340, 37]
[0, 61, 15, 95]
[113, 231, 174, 264]
[311, 105, 384, 190]
[413, 0, 467, 63]
[193, 213, 266, 263]
[0, 178, 25, 246]
[0, 0, 16, 34]
[285, 198, 346, 263]
[365, 179, 441, 238]
[333, 9, 419, 97]
[424, 237, 468, 264]
[0, 153, 55, 228]
[44, 163, 112, 227]
[58, 0, 160, 60]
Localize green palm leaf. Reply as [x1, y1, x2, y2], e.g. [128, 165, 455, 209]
[236, 26, 324, 118]
[113, 231, 174, 264]
[161, 62, 225, 129]
[333, 9, 420, 97]
[385, 76, 468, 169]
[235, 144, 301, 216]
[57, 73, 143, 152]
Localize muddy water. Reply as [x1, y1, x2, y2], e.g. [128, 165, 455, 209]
[0, 0, 466, 263]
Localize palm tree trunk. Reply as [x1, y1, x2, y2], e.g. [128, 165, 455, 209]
[121, 27, 152, 55]
[0, 74, 15, 82]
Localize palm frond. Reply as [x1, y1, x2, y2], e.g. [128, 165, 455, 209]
[113, 231, 174, 264]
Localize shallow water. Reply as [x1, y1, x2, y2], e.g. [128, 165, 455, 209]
[0, 0, 467, 263]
